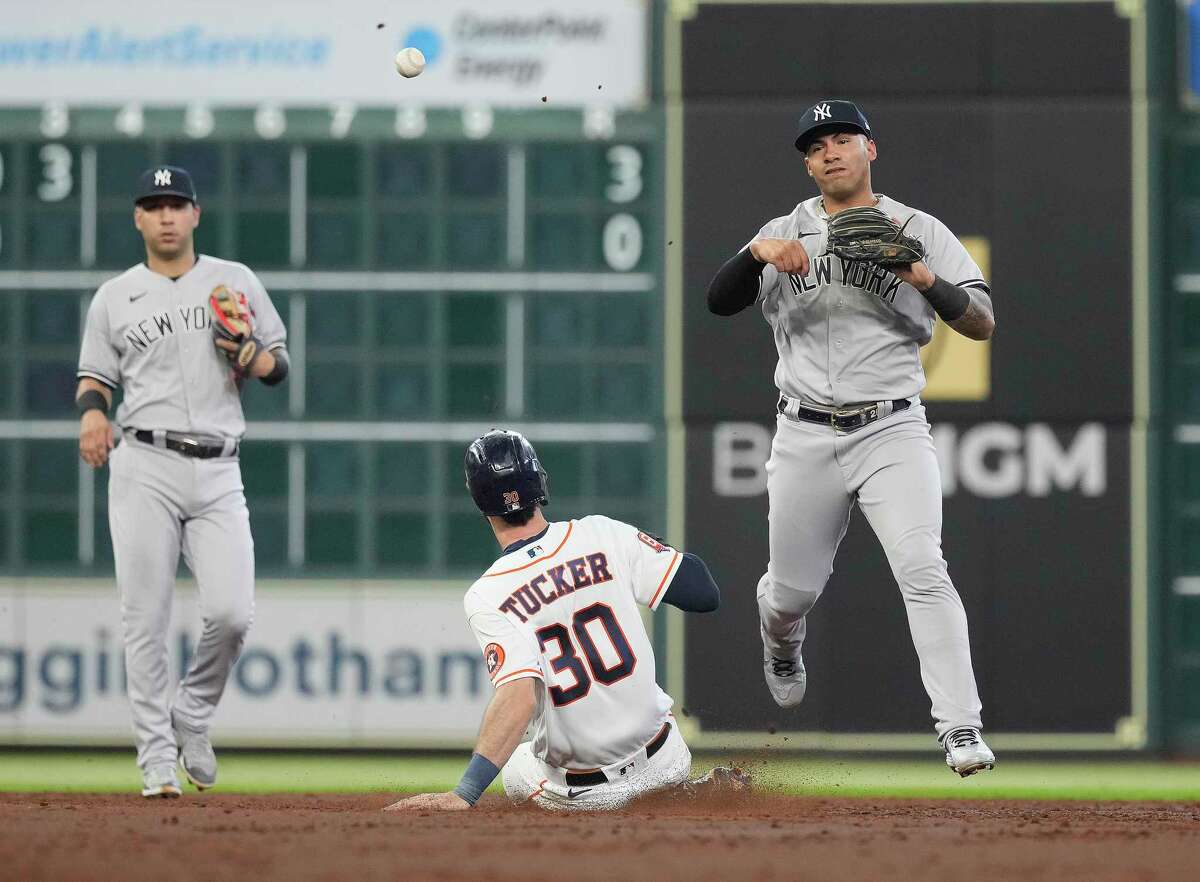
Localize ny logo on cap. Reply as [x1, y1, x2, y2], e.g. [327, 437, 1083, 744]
[153, 168, 172, 186]
[813, 104, 832, 121]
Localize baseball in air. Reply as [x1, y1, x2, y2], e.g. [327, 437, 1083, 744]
[394, 47, 426, 78]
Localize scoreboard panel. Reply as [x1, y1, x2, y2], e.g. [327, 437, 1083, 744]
[0, 106, 666, 576]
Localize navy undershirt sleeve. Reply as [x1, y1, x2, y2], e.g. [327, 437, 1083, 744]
[706, 248, 766, 316]
[661, 553, 720, 613]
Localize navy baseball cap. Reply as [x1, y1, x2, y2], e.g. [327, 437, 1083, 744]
[134, 165, 197, 205]
[795, 100, 873, 153]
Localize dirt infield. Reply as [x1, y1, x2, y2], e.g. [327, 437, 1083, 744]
[2, 792, 1198, 882]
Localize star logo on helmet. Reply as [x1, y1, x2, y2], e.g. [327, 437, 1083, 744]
[813, 104, 832, 121]
[154, 168, 172, 186]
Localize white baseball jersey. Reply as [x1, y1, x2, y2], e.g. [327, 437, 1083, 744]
[464, 516, 684, 770]
[749, 194, 987, 407]
[77, 255, 286, 438]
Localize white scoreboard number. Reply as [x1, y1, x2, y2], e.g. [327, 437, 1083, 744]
[38, 144, 73, 203]
[604, 145, 644, 272]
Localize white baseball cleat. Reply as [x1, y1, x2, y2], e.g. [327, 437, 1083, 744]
[172, 712, 217, 790]
[942, 726, 996, 777]
[761, 623, 806, 707]
[763, 650, 807, 707]
[141, 763, 182, 798]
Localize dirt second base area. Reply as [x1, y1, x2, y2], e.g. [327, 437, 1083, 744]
[2, 793, 1198, 882]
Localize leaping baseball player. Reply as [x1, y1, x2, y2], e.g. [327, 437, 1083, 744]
[384, 430, 745, 812]
[705, 100, 996, 776]
[75, 166, 289, 797]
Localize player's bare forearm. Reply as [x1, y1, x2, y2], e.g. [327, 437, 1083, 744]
[214, 339, 273, 375]
[944, 289, 995, 341]
[76, 379, 115, 468]
[383, 678, 536, 813]
[898, 263, 994, 341]
[76, 377, 113, 406]
[248, 347, 276, 379]
[474, 678, 538, 767]
[212, 340, 285, 381]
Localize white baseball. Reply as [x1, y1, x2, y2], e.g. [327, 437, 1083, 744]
[394, 47, 426, 78]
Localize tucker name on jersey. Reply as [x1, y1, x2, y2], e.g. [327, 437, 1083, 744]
[497, 552, 613, 623]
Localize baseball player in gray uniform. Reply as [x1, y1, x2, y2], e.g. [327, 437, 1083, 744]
[75, 166, 289, 797]
[705, 100, 997, 776]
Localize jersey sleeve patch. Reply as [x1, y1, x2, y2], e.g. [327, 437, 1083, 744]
[484, 642, 506, 677]
[637, 531, 671, 554]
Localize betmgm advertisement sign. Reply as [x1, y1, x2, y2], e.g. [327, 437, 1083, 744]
[0, 583, 489, 746]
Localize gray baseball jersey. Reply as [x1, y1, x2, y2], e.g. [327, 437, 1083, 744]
[744, 195, 988, 741]
[749, 194, 987, 407]
[77, 255, 286, 438]
[77, 253, 285, 779]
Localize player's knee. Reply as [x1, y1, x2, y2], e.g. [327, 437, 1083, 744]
[888, 535, 950, 595]
[204, 602, 253, 637]
[760, 582, 821, 618]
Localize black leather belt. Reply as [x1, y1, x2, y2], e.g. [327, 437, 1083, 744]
[132, 430, 239, 459]
[778, 395, 910, 433]
[564, 721, 671, 787]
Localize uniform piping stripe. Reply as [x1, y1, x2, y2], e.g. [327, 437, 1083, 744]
[76, 370, 117, 389]
[648, 550, 682, 609]
[493, 668, 543, 686]
[481, 521, 574, 577]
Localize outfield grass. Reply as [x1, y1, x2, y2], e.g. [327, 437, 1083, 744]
[2, 751, 1200, 800]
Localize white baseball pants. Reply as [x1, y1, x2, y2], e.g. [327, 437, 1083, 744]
[756, 403, 983, 737]
[108, 440, 255, 771]
[501, 720, 692, 811]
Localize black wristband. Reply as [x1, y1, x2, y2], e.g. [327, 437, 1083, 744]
[76, 389, 109, 417]
[260, 348, 289, 386]
[921, 275, 971, 322]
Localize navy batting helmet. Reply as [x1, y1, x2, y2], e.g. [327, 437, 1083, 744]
[464, 429, 550, 516]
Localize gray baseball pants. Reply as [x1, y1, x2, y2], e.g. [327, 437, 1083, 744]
[756, 403, 983, 737]
[108, 439, 255, 771]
